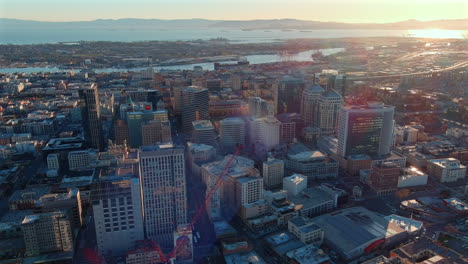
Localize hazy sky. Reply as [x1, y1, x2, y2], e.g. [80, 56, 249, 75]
[0, 0, 467, 23]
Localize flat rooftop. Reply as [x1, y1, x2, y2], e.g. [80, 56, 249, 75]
[224, 251, 266, 264]
[192, 120, 214, 130]
[43, 137, 84, 151]
[312, 207, 405, 255]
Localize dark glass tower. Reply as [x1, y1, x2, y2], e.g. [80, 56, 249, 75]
[79, 83, 105, 151]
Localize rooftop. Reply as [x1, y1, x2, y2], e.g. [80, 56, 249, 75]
[384, 214, 423, 233]
[224, 251, 266, 264]
[286, 245, 331, 264]
[288, 150, 326, 162]
[9, 186, 51, 203]
[192, 120, 214, 130]
[312, 207, 406, 255]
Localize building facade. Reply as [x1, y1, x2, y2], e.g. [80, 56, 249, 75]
[138, 144, 187, 248]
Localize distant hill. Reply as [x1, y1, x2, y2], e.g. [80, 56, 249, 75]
[1, 18, 467, 30]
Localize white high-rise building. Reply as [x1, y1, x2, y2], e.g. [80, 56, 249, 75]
[138, 144, 187, 248]
[337, 102, 395, 158]
[318, 89, 343, 136]
[263, 158, 285, 189]
[301, 83, 324, 127]
[220, 117, 245, 152]
[247, 116, 281, 151]
[91, 176, 144, 256]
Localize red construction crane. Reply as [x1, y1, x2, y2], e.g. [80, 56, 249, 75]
[153, 145, 244, 263]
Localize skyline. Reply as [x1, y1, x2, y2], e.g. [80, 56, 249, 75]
[0, 0, 467, 23]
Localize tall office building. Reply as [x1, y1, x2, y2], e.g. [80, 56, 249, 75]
[278, 76, 305, 114]
[334, 74, 346, 96]
[181, 86, 209, 133]
[246, 116, 281, 151]
[337, 102, 395, 158]
[192, 120, 217, 147]
[79, 83, 104, 151]
[220, 117, 245, 152]
[248, 97, 273, 117]
[127, 103, 169, 148]
[369, 162, 401, 196]
[138, 144, 187, 249]
[301, 83, 324, 127]
[317, 89, 343, 136]
[141, 120, 172, 146]
[263, 158, 285, 189]
[114, 119, 129, 146]
[91, 175, 144, 256]
[22, 211, 74, 257]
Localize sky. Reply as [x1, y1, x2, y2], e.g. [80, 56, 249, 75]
[0, 0, 467, 23]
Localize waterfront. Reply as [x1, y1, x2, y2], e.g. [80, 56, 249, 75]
[0, 27, 466, 45]
[0, 48, 345, 73]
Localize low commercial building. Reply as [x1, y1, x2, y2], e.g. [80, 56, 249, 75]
[312, 207, 407, 260]
[224, 251, 266, 264]
[398, 167, 428, 188]
[9, 186, 51, 211]
[284, 150, 338, 180]
[265, 232, 305, 261]
[426, 158, 466, 183]
[126, 240, 161, 264]
[289, 187, 335, 218]
[384, 214, 423, 235]
[288, 217, 324, 246]
[270, 196, 299, 226]
[286, 245, 331, 264]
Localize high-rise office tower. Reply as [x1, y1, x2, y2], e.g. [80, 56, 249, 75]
[337, 102, 395, 158]
[192, 120, 217, 147]
[220, 117, 245, 152]
[138, 144, 187, 249]
[22, 211, 74, 257]
[317, 89, 343, 136]
[180, 86, 209, 133]
[247, 116, 281, 151]
[114, 119, 129, 145]
[141, 120, 172, 146]
[248, 97, 273, 117]
[173, 87, 182, 115]
[301, 83, 324, 127]
[369, 162, 400, 196]
[79, 83, 104, 151]
[278, 76, 305, 114]
[91, 175, 144, 256]
[263, 158, 285, 189]
[127, 102, 169, 148]
[334, 74, 346, 96]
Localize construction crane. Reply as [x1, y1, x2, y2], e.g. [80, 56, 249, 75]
[152, 145, 244, 263]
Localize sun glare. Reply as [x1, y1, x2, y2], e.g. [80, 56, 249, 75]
[408, 29, 466, 39]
